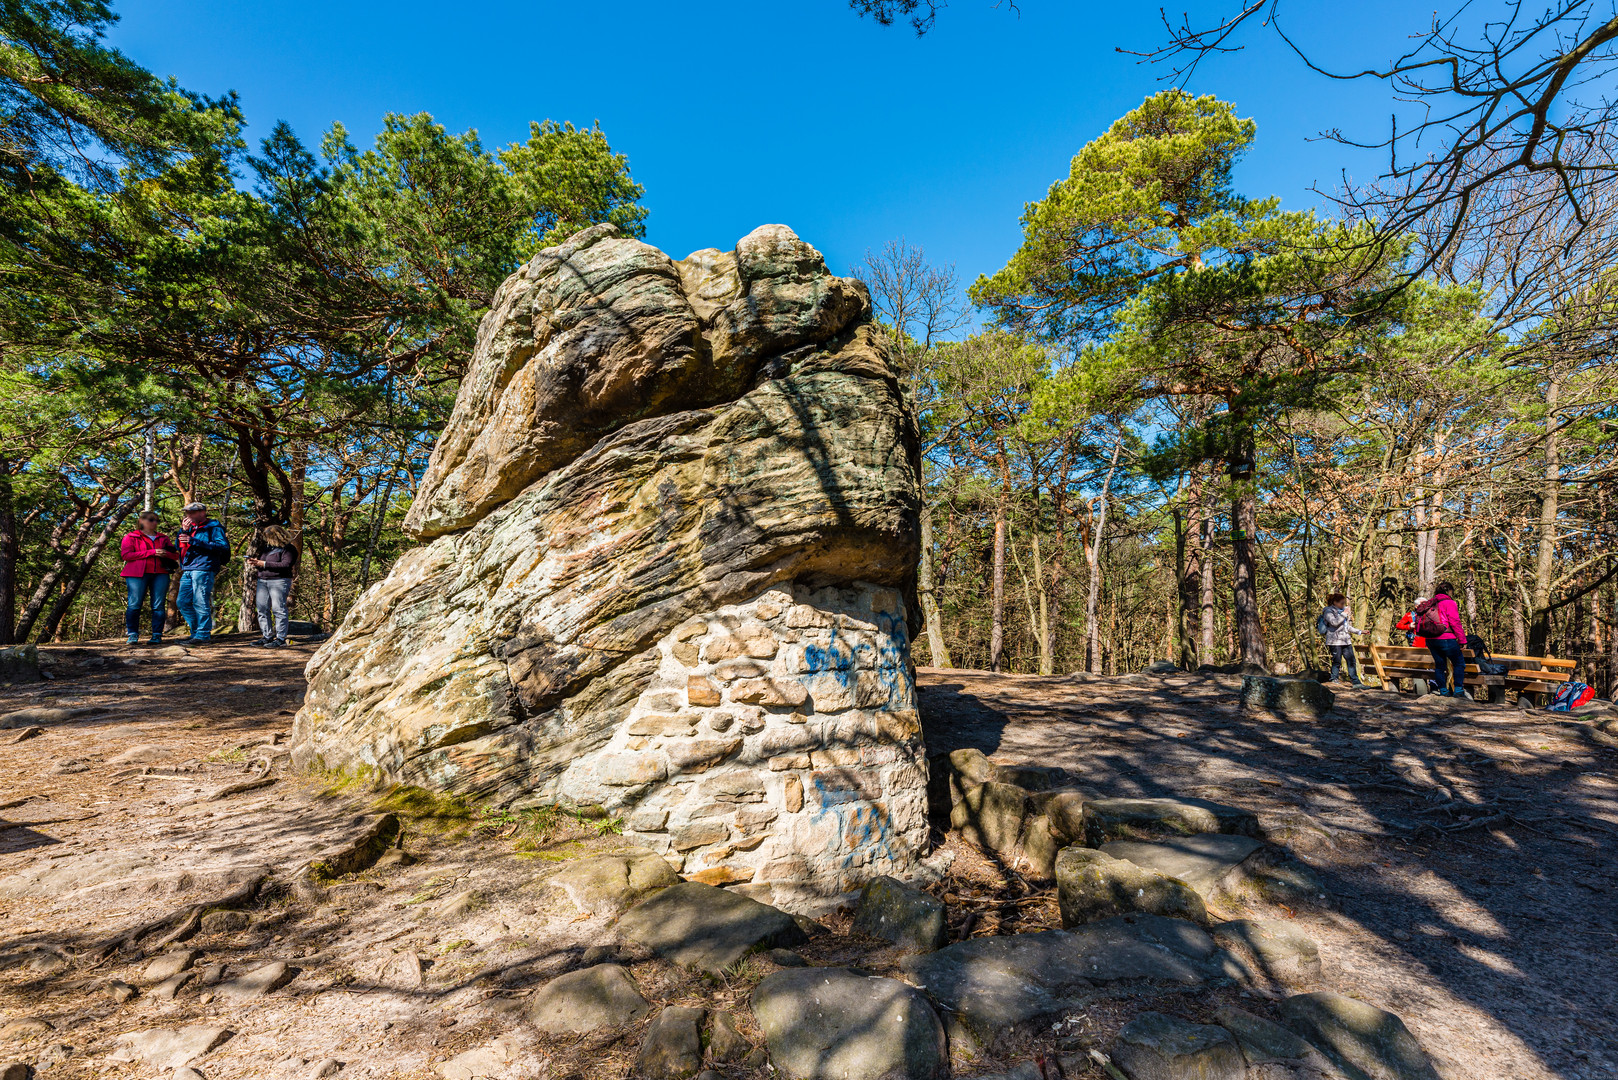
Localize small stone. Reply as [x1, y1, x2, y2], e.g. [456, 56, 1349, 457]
[638, 1006, 704, 1080]
[852, 875, 946, 953]
[308, 1060, 343, 1078]
[199, 911, 250, 934]
[708, 1010, 751, 1064]
[143, 949, 199, 984]
[784, 775, 804, 813]
[151, 972, 193, 1000]
[196, 963, 227, 986]
[215, 961, 295, 1002]
[38, 1044, 73, 1068]
[1279, 992, 1440, 1080]
[527, 964, 651, 1033]
[0, 1018, 51, 1041]
[687, 676, 722, 706]
[1055, 846, 1208, 926]
[173, 1069, 206, 1080]
[103, 979, 137, 1003]
[1110, 1012, 1245, 1080]
[764, 948, 808, 967]
[391, 951, 423, 988]
[753, 967, 947, 1080]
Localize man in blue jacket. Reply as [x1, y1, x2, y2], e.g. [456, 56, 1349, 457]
[174, 502, 230, 645]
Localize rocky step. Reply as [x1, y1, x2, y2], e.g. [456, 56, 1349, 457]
[615, 880, 808, 975]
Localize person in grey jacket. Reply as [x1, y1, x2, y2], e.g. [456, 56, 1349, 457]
[248, 525, 299, 648]
[1319, 592, 1366, 686]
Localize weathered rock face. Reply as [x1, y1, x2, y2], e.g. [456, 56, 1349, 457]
[291, 224, 928, 902]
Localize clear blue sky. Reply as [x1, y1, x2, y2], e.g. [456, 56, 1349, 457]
[107, 1, 1416, 295]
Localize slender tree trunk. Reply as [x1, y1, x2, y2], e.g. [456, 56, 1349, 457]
[359, 472, 396, 591]
[142, 426, 156, 511]
[1529, 376, 1561, 654]
[1032, 528, 1052, 675]
[1199, 472, 1216, 660]
[1228, 422, 1268, 671]
[1086, 438, 1124, 674]
[1508, 533, 1527, 654]
[36, 497, 139, 642]
[989, 491, 1007, 673]
[917, 503, 952, 667]
[0, 460, 16, 645]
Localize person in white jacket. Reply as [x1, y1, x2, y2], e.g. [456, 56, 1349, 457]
[1319, 592, 1366, 687]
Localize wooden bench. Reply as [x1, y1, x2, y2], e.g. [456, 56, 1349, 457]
[1352, 643, 1576, 704]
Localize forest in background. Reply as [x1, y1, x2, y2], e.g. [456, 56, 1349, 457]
[2, 0, 1615, 697]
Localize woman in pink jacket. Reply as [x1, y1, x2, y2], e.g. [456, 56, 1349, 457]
[120, 510, 179, 645]
[1420, 581, 1468, 696]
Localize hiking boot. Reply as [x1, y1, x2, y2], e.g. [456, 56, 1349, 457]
[249, 638, 272, 647]
[126, 635, 139, 645]
[149, 635, 163, 645]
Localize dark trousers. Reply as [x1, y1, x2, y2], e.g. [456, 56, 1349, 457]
[1327, 644, 1361, 683]
[124, 573, 169, 637]
[1429, 638, 1465, 692]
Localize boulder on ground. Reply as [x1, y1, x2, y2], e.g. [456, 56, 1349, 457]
[1055, 846, 1208, 926]
[550, 853, 678, 915]
[852, 875, 946, 953]
[1099, 834, 1265, 905]
[638, 1006, 704, 1080]
[107, 1026, 233, 1070]
[1146, 660, 1181, 674]
[527, 963, 651, 1033]
[616, 881, 806, 975]
[1213, 1006, 1334, 1069]
[0, 645, 40, 684]
[900, 914, 1242, 1054]
[1240, 676, 1334, 720]
[707, 1010, 752, 1064]
[1109, 1012, 1246, 1080]
[752, 967, 947, 1080]
[291, 223, 930, 902]
[1280, 992, 1440, 1080]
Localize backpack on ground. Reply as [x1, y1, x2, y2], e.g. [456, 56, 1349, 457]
[1414, 598, 1447, 639]
[1548, 681, 1596, 711]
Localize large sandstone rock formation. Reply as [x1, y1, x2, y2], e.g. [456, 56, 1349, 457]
[291, 223, 929, 903]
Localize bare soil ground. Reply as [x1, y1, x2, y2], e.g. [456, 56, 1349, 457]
[1, 644, 1613, 1080]
[918, 666, 1618, 1080]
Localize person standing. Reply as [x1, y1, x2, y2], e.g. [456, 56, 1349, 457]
[1416, 582, 1468, 696]
[1318, 592, 1366, 686]
[1396, 599, 1429, 648]
[174, 502, 230, 645]
[248, 525, 299, 648]
[119, 511, 178, 645]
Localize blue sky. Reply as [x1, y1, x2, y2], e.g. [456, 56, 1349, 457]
[107, 1, 1416, 296]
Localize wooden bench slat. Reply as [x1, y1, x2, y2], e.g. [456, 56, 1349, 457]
[1507, 668, 1571, 683]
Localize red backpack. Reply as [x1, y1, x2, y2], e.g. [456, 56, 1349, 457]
[1414, 598, 1448, 640]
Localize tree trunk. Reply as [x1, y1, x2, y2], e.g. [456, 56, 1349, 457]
[1508, 533, 1527, 654]
[989, 492, 1007, 673]
[0, 460, 16, 644]
[36, 497, 139, 642]
[917, 503, 952, 667]
[1086, 438, 1124, 674]
[1032, 528, 1052, 675]
[1199, 475, 1216, 660]
[1529, 376, 1561, 654]
[1228, 424, 1267, 671]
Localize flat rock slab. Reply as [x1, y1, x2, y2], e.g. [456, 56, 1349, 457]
[1083, 796, 1260, 843]
[1280, 993, 1439, 1080]
[142, 949, 199, 984]
[900, 914, 1241, 1051]
[752, 967, 946, 1080]
[616, 881, 807, 974]
[851, 875, 946, 953]
[1214, 1006, 1333, 1069]
[527, 964, 651, 1033]
[108, 1025, 233, 1069]
[1101, 833, 1265, 898]
[1110, 1011, 1246, 1080]
[214, 961, 296, 1002]
[1055, 846, 1207, 926]
[550, 853, 678, 916]
[0, 706, 93, 729]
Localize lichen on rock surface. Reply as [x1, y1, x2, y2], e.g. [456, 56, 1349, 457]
[291, 223, 930, 904]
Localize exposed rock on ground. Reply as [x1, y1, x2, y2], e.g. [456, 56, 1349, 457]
[752, 967, 947, 1080]
[615, 880, 807, 974]
[293, 224, 930, 904]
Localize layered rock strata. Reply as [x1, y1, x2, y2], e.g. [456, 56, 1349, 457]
[291, 223, 929, 901]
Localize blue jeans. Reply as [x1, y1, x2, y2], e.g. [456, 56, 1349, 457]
[1429, 638, 1465, 693]
[176, 569, 216, 640]
[124, 573, 169, 638]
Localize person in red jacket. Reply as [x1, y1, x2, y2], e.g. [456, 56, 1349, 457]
[1396, 599, 1428, 648]
[1417, 582, 1468, 696]
[119, 510, 179, 645]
